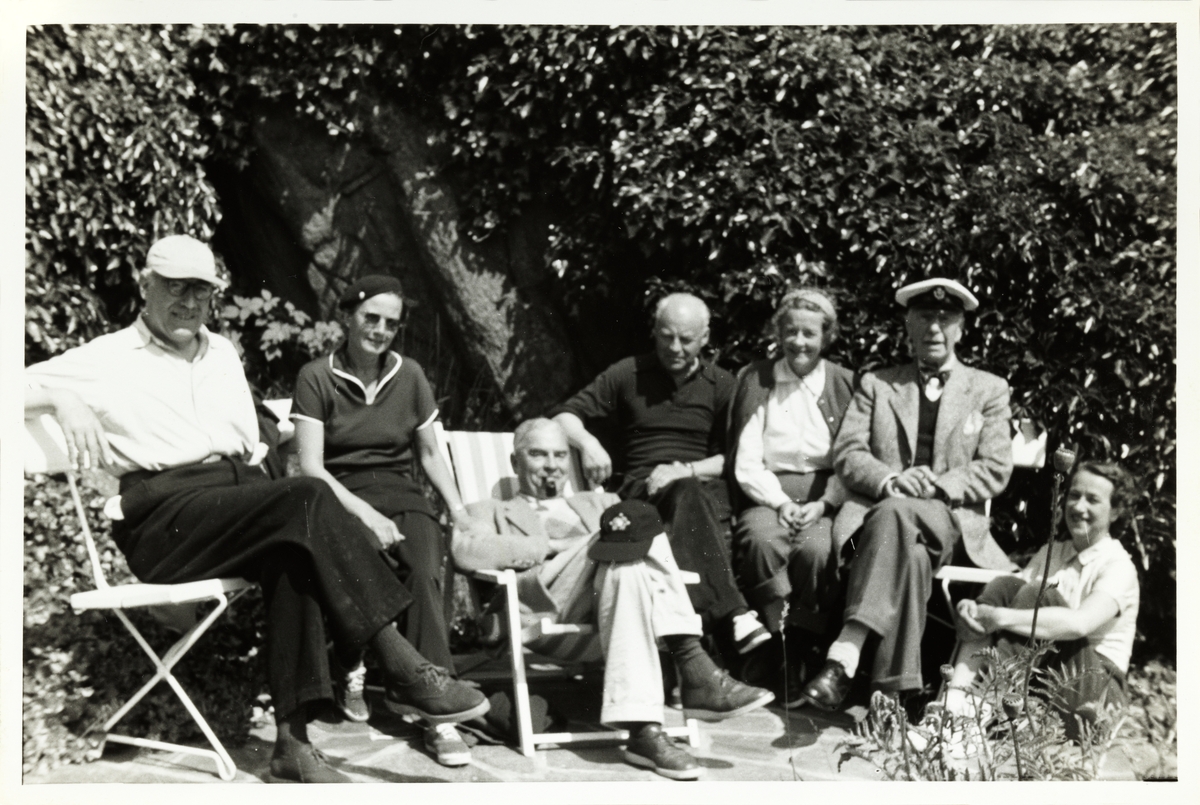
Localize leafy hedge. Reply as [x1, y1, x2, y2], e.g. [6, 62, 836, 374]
[409, 24, 1177, 657]
[217, 290, 344, 399]
[22, 475, 266, 776]
[181, 28, 1176, 629]
[25, 24, 221, 365]
[24, 22, 1175, 774]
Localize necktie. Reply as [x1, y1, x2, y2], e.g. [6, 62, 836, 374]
[919, 366, 950, 402]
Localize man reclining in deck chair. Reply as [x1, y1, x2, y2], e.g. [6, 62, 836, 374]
[452, 418, 775, 780]
[25, 235, 487, 784]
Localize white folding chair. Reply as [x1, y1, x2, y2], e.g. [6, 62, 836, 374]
[930, 419, 1047, 628]
[433, 423, 701, 757]
[24, 414, 254, 781]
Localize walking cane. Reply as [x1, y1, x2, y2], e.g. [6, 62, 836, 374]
[1022, 444, 1077, 730]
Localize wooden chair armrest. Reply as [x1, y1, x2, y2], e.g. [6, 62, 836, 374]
[933, 566, 1013, 585]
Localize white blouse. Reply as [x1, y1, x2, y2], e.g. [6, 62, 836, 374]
[735, 358, 845, 510]
[1016, 537, 1140, 672]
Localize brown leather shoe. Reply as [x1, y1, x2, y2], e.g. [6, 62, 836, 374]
[623, 724, 701, 780]
[268, 743, 353, 783]
[384, 663, 490, 725]
[801, 660, 853, 711]
[681, 668, 775, 721]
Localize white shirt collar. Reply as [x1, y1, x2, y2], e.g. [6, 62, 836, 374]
[1075, 535, 1121, 566]
[774, 357, 825, 396]
[519, 492, 574, 511]
[134, 315, 210, 361]
[329, 349, 403, 404]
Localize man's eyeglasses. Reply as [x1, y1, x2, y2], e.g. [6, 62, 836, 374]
[159, 278, 216, 301]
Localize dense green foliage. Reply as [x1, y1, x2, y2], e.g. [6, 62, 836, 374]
[25, 25, 222, 364]
[410, 24, 1177, 651]
[217, 290, 344, 399]
[841, 651, 1175, 780]
[24, 22, 1176, 773]
[184, 24, 1177, 570]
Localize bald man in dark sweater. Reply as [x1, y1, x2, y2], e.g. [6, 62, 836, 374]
[552, 293, 769, 658]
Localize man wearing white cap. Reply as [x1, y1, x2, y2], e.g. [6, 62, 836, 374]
[25, 235, 489, 783]
[799, 277, 1014, 710]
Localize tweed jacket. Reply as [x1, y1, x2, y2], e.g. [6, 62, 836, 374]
[452, 490, 622, 616]
[832, 361, 1015, 569]
[725, 358, 857, 515]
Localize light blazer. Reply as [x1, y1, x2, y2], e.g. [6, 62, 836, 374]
[452, 490, 621, 616]
[832, 361, 1015, 569]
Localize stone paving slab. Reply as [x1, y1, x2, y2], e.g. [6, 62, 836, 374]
[23, 699, 879, 784]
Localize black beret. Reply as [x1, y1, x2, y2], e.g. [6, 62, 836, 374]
[338, 275, 405, 311]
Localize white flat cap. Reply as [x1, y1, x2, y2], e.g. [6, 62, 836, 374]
[145, 235, 227, 289]
[895, 277, 978, 311]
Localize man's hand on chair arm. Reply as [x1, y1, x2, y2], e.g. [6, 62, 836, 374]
[26, 386, 116, 471]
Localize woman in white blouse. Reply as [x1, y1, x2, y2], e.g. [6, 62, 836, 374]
[948, 461, 1140, 739]
[727, 289, 856, 706]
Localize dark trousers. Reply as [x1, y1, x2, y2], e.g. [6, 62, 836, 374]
[114, 461, 411, 721]
[341, 471, 454, 671]
[979, 575, 1127, 738]
[736, 471, 840, 635]
[621, 475, 747, 624]
[842, 497, 959, 692]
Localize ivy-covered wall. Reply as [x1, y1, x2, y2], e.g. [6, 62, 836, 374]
[24, 23, 1176, 774]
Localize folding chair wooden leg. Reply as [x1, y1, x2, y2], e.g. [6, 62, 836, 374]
[929, 565, 1013, 700]
[484, 569, 700, 758]
[490, 569, 536, 757]
[91, 588, 250, 781]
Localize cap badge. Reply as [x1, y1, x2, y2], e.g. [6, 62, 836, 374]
[933, 287, 946, 300]
[609, 513, 631, 531]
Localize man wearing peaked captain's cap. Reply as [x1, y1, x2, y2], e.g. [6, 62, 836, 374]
[796, 275, 1015, 713]
[450, 418, 775, 779]
[895, 277, 979, 311]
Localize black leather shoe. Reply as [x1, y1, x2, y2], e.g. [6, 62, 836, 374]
[384, 664, 490, 725]
[801, 660, 853, 711]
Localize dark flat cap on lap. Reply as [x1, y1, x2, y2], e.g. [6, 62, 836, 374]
[589, 499, 663, 563]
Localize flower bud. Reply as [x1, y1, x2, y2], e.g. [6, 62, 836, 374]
[940, 664, 955, 683]
[1053, 446, 1077, 475]
[1002, 693, 1024, 721]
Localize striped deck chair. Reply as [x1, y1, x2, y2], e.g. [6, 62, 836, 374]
[433, 423, 700, 757]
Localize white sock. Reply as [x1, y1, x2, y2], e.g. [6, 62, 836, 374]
[945, 687, 969, 717]
[732, 611, 764, 641]
[825, 640, 860, 679]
